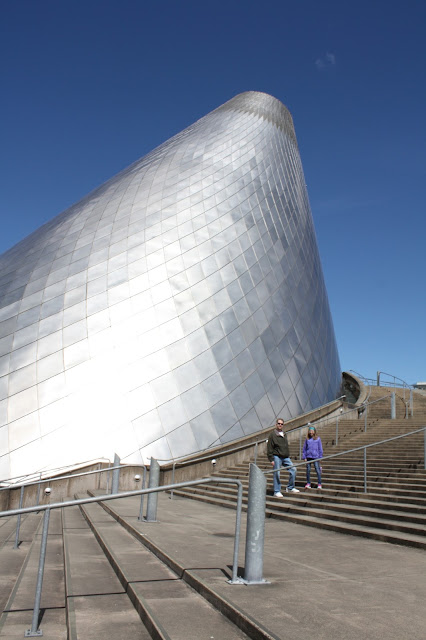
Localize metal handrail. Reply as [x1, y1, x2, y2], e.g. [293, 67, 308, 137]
[290, 393, 395, 458]
[0, 462, 130, 493]
[0, 456, 110, 487]
[376, 371, 413, 389]
[349, 370, 376, 386]
[0, 476, 243, 637]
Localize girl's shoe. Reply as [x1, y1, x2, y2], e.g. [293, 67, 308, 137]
[304, 483, 311, 489]
[317, 484, 322, 489]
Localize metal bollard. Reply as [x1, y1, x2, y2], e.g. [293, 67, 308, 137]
[111, 453, 120, 494]
[14, 485, 25, 549]
[145, 458, 160, 522]
[243, 464, 269, 584]
[25, 508, 51, 637]
[391, 392, 396, 419]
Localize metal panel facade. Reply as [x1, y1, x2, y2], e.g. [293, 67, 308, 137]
[0, 91, 341, 478]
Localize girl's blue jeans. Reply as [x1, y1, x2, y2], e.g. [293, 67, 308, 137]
[306, 458, 321, 484]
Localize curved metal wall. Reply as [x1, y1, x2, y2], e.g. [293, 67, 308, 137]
[0, 91, 341, 479]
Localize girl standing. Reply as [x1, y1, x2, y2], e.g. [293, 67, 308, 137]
[302, 425, 323, 489]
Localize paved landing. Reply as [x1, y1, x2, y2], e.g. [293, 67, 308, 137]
[106, 492, 426, 640]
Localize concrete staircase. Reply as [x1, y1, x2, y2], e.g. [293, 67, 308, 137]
[171, 407, 426, 549]
[0, 498, 254, 638]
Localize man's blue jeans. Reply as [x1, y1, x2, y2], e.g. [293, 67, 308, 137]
[273, 455, 296, 493]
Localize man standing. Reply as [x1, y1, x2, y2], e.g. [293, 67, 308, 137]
[267, 418, 299, 496]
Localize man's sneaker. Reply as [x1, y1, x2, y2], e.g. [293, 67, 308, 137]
[317, 484, 322, 489]
[286, 487, 300, 493]
[274, 491, 284, 497]
[304, 483, 311, 489]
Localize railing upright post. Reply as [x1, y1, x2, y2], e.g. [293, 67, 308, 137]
[137, 467, 147, 521]
[424, 429, 426, 471]
[145, 458, 160, 522]
[377, 371, 381, 386]
[243, 464, 268, 584]
[170, 462, 176, 500]
[35, 474, 42, 506]
[254, 441, 258, 465]
[14, 485, 25, 549]
[25, 508, 51, 637]
[111, 453, 120, 494]
[391, 392, 396, 419]
[363, 447, 367, 493]
[229, 480, 243, 584]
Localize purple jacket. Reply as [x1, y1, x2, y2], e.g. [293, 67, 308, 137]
[302, 437, 323, 459]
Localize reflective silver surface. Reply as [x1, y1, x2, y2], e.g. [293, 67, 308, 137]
[0, 91, 341, 478]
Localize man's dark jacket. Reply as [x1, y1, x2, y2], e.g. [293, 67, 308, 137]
[267, 429, 290, 460]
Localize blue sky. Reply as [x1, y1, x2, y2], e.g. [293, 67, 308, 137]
[1, 0, 425, 385]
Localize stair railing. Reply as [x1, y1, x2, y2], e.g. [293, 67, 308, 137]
[0, 456, 110, 488]
[264, 426, 426, 494]
[291, 393, 396, 459]
[1, 462, 144, 550]
[0, 476, 244, 637]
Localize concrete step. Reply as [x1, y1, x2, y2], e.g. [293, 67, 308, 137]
[177, 481, 426, 517]
[78, 495, 251, 640]
[0, 509, 66, 638]
[0, 514, 42, 613]
[90, 492, 279, 640]
[62, 504, 150, 640]
[174, 485, 426, 533]
[171, 489, 426, 550]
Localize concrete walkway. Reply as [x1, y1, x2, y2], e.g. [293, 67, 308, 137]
[108, 492, 426, 640]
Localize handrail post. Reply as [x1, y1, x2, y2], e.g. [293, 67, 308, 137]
[106, 467, 110, 493]
[254, 441, 258, 465]
[14, 485, 25, 549]
[243, 464, 268, 584]
[229, 480, 243, 584]
[391, 392, 396, 419]
[363, 447, 367, 493]
[137, 467, 147, 521]
[35, 474, 42, 506]
[25, 508, 51, 637]
[111, 453, 120, 494]
[145, 459, 160, 522]
[424, 428, 426, 471]
[377, 371, 380, 386]
[170, 462, 176, 500]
